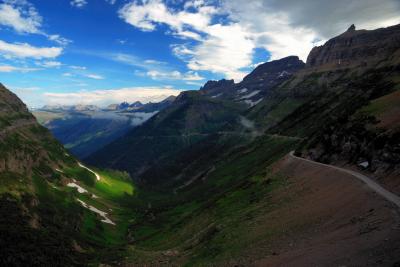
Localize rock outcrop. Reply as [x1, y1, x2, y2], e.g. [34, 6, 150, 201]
[306, 24, 400, 71]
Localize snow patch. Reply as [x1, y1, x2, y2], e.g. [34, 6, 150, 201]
[76, 199, 115, 225]
[358, 161, 369, 168]
[237, 88, 248, 94]
[67, 182, 88, 194]
[211, 93, 223, 98]
[243, 98, 263, 107]
[240, 90, 260, 100]
[78, 162, 100, 181]
[278, 71, 289, 78]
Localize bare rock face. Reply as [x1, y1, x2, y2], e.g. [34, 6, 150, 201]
[306, 24, 400, 71]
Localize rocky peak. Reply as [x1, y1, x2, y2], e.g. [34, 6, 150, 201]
[242, 56, 305, 82]
[161, 95, 176, 103]
[200, 79, 235, 92]
[347, 24, 356, 32]
[130, 101, 143, 108]
[175, 90, 200, 103]
[306, 23, 400, 70]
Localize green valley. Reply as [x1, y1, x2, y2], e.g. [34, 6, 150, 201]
[1, 21, 400, 267]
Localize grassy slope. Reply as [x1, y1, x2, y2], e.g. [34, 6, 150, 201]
[124, 135, 298, 265]
[358, 89, 400, 129]
[0, 124, 138, 265]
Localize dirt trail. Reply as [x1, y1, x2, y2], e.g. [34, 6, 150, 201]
[289, 151, 400, 208]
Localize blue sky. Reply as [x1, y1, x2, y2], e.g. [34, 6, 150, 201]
[0, 0, 399, 107]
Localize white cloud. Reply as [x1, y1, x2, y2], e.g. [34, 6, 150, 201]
[119, 0, 400, 81]
[119, 0, 252, 80]
[185, 81, 204, 86]
[83, 50, 197, 82]
[85, 74, 105, 80]
[0, 40, 63, 59]
[62, 72, 73, 77]
[0, 2, 41, 34]
[105, 0, 117, 5]
[118, 0, 217, 35]
[83, 51, 160, 71]
[0, 65, 40, 72]
[70, 65, 87, 70]
[0, 1, 70, 46]
[43, 87, 182, 106]
[146, 70, 204, 81]
[48, 34, 72, 46]
[144, 59, 166, 65]
[36, 61, 62, 68]
[177, 23, 255, 80]
[223, 0, 400, 61]
[70, 0, 88, 8]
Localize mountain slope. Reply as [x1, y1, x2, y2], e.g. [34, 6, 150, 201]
[0, 83, 85, 265]
[0, 84, 140, 266]
[87, 24, 400, 266]
[86, 56, 305, 188]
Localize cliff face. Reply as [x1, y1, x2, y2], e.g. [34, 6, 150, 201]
[306, 24, 400, 71]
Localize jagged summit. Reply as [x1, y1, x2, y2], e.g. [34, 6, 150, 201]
[347, 24, 356, 32]
[200, 79, 235, 92]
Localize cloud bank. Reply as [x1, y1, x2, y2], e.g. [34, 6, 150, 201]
[42, 87, 182, 107]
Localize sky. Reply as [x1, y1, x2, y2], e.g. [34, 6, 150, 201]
[0, 0, 399, 108]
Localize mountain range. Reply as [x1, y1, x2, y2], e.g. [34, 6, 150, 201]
[33, 96, 176, 158]
[1, 24, 400, 266]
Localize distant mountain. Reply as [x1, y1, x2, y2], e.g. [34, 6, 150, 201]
[127, 95, 176, 113]
[105, 101, 133, 111]
[41, 104, 100, 112]
[105, 96, 175, 112]
[200, 56, 305, 107]
[34, 95, 176, 158]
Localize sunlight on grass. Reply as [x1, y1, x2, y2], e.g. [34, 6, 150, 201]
[94, 169, 134, 198]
